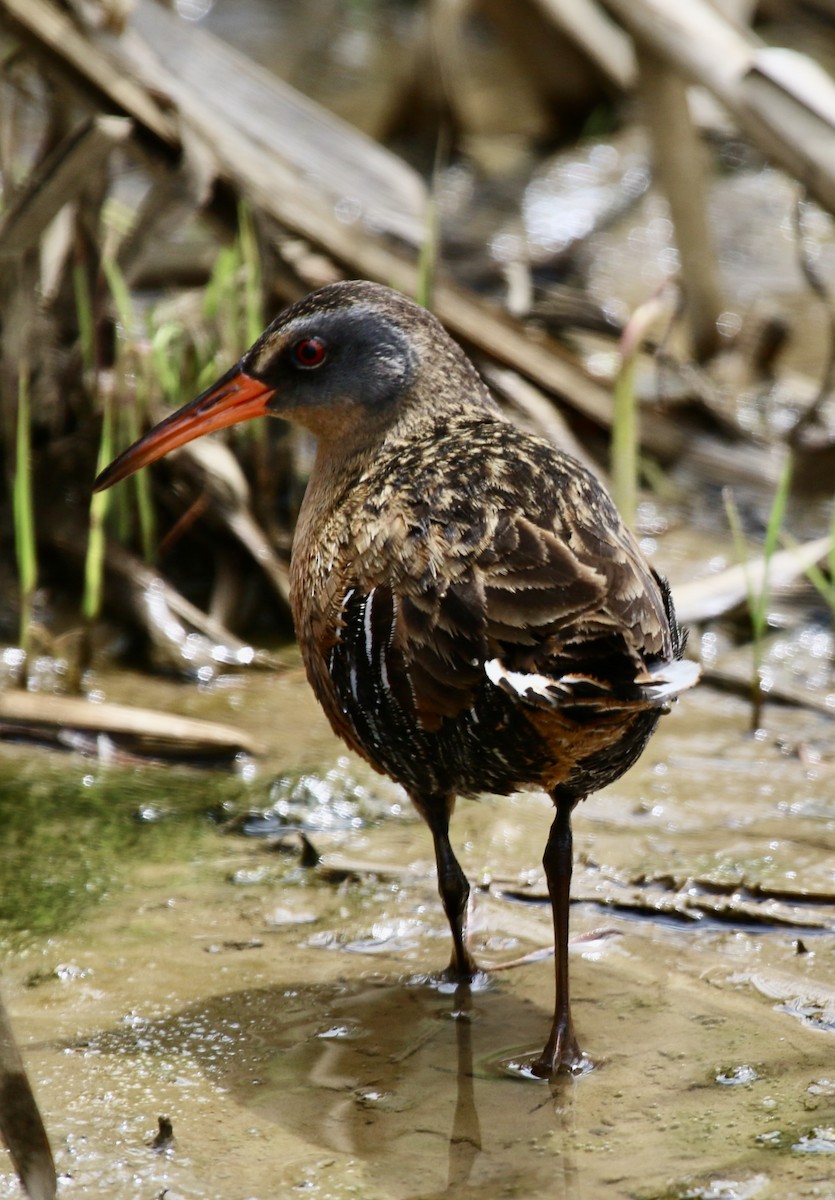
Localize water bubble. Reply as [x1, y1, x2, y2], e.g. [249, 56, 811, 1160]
[715, 1064, 759, 1086]
[792, 1126, 835, 1154]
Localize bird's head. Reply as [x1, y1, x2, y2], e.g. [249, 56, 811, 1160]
[94, 280, 485, 492]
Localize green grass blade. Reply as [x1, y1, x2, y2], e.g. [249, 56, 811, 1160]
[787, 506, 835, 618]
[101, 256, 134, 335]
[238, 200, 263, 345]
[416, 190, 438, 311]
[723, 454, 793, 729]
[416, 132, 448, 311]
[131, 371, 157, 564]
[83, 389, 114, 623]
[794, 551, 833, 611]
[72, 263, 96, 376]
[204, 244, 241, 356]
[151, 320, 186, 405]
[611, 292, 666, 528]
[103, 255, 157, 562]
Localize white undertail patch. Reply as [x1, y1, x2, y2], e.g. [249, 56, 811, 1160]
[640, 657, 701, 701]
[485, 654, 701, 707]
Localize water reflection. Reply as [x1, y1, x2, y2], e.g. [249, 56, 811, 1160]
[81, 973, 591, 1198]
[446, 985, 481, 1194]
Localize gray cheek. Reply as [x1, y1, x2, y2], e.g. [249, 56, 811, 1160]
[361, 342, 415, 408]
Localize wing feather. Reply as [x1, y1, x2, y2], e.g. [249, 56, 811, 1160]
[309, 416, 687, 745]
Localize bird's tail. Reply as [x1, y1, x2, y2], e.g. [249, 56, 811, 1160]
[485, 654, 700, 712]
[634, 656, 701, 705]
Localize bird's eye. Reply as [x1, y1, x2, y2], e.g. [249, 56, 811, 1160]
[292, 337, 327, 368]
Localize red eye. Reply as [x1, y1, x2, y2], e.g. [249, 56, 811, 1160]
[293, 337, 327, 368]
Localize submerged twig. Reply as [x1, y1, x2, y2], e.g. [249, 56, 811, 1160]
[0, 990, 56, 1200]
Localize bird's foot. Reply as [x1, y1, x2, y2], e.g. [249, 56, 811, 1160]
[403, 950, 489, 993]
[437, 956, 491, 994]
[529, 1022, 592, 1079]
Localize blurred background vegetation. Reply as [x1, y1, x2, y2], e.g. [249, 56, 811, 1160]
[1, 0, 835, 719]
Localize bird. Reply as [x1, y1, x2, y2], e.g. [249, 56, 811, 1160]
[94, 280, 699, 1077]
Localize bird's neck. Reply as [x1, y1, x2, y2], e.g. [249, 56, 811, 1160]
[291, 395, 502, 562]
[299, 435, 364, 519]
[290, 403, 437, 561]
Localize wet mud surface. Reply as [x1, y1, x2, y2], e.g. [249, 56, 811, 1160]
[1, 658, 834, 1199]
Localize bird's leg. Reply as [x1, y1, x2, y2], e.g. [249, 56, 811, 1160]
[531, 787, 584, 1077]
[416, 793, 477, 981]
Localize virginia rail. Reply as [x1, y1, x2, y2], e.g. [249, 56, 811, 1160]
[94, 280, 698, 1076]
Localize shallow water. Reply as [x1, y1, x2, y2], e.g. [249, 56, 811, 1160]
[1, 655, 834, 1199]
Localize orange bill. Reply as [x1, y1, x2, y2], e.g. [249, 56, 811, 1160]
[93, 365, 276, 492]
